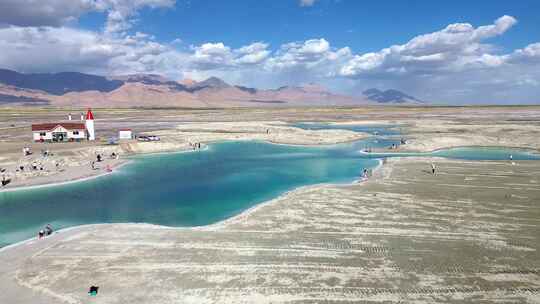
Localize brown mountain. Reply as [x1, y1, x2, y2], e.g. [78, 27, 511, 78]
[0, 69, 423, 107]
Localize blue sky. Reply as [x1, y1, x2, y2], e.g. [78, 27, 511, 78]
[0, 0, 539, 104]
[76, 0, 540, 53]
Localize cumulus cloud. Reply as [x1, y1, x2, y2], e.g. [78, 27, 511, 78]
[299, 0, 316, 7]
[190, 42, 233, 69]
[235, 42, 270, 65]
[0, 26, 121, 73]
[265, 38, 348, 70]
[334, 15, 540, 103]
[0, 0, 175, 34]
[100, 0, 176, 34]
[0, 25, 186, 76]
[0, 0, 95, 27]
[507, 42, 540, 64]
[339, 15, 518, 77]
[188, 41, 273, 69]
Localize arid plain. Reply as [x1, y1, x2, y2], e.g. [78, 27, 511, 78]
[1, 106, 540, 303]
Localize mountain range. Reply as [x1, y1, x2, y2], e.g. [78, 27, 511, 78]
[0, 69, 424, 107]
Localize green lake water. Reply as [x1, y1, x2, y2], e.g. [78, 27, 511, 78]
[1, 125, 539, 247]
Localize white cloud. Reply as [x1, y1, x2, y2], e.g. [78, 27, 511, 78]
[0, 25, 186, 77]
[508, 42, 540, 64]
[101, 0, 176, 34]
[235, 42, 270, 65]
[0, 0, 96, 27]
[265, 38, 348, 70]
[190, 42, 233, 69]
[299, 0, 316, 7]
[340, 15, 518, 77]
[0, 0, 175, 34]
[335, 15, 540, 103]
[0, 26, 122, 73]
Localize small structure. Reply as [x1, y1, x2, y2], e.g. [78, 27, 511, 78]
[85, 109, 95, 141]
[118, 129, 133, 140]
[32, 123, 87, 142]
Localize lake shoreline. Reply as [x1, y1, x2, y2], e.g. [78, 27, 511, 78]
[0, 156, 385, 253]
[0, 122, 370, 193]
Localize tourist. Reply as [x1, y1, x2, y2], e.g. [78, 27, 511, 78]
[431, 163, 436, 174]
[38, 230, 45, 239]
[97, 154, 102, 162]
[91, 161, 96, 170]
[45, 224, 53, 236]
[1, 175, 10, 186]
[23, 147, 32, 156]
[510, 154, 515, 165]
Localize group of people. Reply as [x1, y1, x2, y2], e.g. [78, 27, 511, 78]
[37, 224, 54, 239]
[91, 152, 119, 171]
[16, 160, 46, 173]
[0, 147, 61, 188]
[388, 138, 408, 150]
[189, 142, 203, 150]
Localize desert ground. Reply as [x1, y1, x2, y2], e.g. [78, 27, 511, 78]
[1, 106, 540, 303]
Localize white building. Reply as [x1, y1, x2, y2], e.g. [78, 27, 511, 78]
[32, 123, 87, 142]
[31, 108, 96, 142]
[118, 129, 133, 140]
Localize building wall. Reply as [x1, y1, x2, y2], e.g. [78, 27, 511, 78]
[68, 130, 86, 139]
[119, 130, 133, 139]
[33, 131, 53, 141]
[33, 129, 87, 141]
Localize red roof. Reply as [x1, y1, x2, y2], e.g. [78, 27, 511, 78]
[86, 108, 94, 120]
[119, 128, 132, 131]
[32, 123, 86, 132]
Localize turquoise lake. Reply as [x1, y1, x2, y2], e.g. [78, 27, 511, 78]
[1, 125, 539, 248]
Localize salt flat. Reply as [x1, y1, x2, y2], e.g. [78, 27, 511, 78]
[1, 106, 540, 303]
[1, 157, 539, 303]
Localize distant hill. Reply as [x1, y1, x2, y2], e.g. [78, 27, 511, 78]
[363, 88, 423, 104]
[0, 69, 123, 95]
[0, 68, 423, 107]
